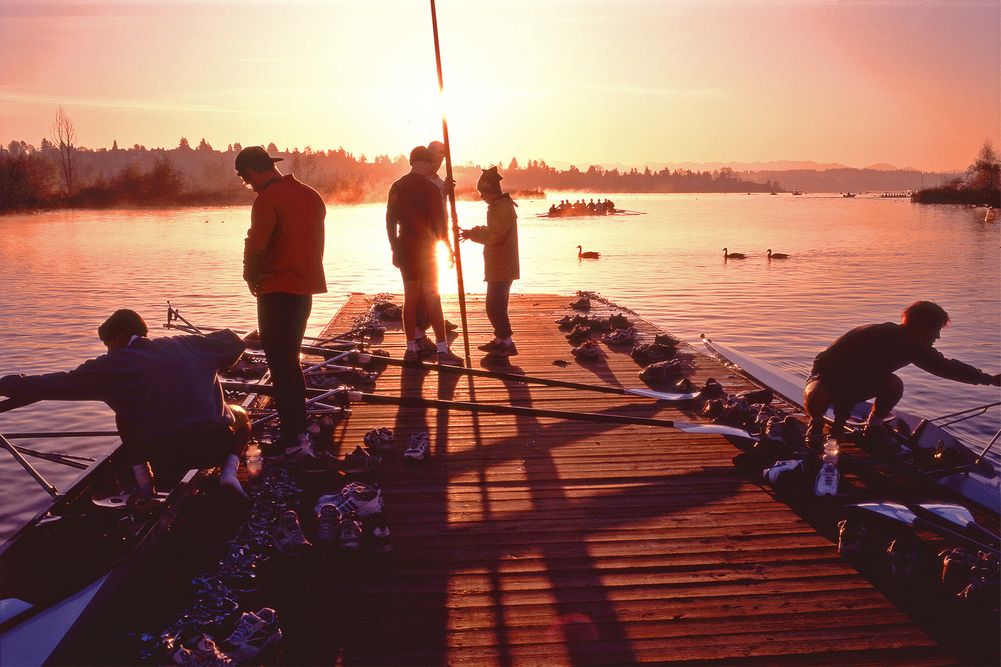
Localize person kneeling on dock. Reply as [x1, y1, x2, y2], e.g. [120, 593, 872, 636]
[803, 301, 1000, 444]
[0, 309, 252, 499]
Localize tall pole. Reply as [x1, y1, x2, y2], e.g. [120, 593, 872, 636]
[429, 0, 471, 366]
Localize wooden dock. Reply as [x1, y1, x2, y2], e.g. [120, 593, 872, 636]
[274, 293, 951, 665]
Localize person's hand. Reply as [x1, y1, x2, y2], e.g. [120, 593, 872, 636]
[458, 228, 468, 241]
[989, 373, 1000, 387]
[246, 280, 258, 296]
[444, 176, 456, 195]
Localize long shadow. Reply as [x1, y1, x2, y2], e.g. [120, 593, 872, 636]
[572, 354, 624, 389]
[491, 358, 639, 665]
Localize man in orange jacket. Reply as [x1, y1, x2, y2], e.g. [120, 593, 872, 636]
[237, 145, 326, 458]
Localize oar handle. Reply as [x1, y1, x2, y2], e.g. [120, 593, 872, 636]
[0, 433, 58, 497]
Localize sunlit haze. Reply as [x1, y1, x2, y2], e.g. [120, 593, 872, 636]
[1, 0, 998, 171]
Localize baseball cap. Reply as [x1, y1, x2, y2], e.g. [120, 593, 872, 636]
[235, 145, 283, 172]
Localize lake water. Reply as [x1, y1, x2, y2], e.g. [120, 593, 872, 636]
[1, 193, 999, 540]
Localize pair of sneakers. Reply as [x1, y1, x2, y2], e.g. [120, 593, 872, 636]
[477, 339, 518, 357]
[314, 503, 364, 550]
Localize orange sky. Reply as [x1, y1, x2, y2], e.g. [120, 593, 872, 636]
[1, 0, 998, 172]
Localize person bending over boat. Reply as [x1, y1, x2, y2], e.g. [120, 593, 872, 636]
[461, 167, 520, 358]
[804, 301, 1000, 444]
[237, 145, 326, 460]
[0, 309, 251, 499]
[387, 145, 461, 364]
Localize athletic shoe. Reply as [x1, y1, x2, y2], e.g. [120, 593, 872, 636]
[608, 313, 632, 329]
[367, 515, 393, 552]
[272, 510, 311, 555]
[570, 296, 590, 311]
[402, 349, 420, 362]
[341, 445, 382, 475]
[813, 462, 839, 497]
[283, 433, 316, 462]
[437, 350, 463, 366]
[317, 482, 384, 517]
[571, 340, 602, 360]
[601, 328, 636, 345]
[415, 336, 437, 357]
[486, 342, 518, 358]
[314, 503, 342, 544]
[339, 516, 363, 550]
[221, 609, 282, 662]
[405, 431, 430, 462]
[477, 339, 502, 352]
[170, 635, 233, 666]
[363, 427, 395, 453]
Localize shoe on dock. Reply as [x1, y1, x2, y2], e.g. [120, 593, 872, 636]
[341, 445, 382, 475]
[283, 433, 316, 462]
[415, 336, 437, 357]
[363, 427, 395, 453]
[314, 504, 343, 545]
[405, 432, 430, 462]
[486, 341, 518, 358]
[220, 608, 282, 662]
[437, 350, 463, 366]
[272, 509, 311, 556]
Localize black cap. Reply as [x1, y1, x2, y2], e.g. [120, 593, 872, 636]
[410, 146, 433, 164]
[235, 145, 283, 172]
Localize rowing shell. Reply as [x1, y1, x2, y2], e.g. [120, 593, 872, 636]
[700, 335, 999, 515]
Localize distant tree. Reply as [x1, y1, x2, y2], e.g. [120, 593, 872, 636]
[266, 142, 278, 154]
[50, 107, 77, 196]
[145, 155, 184, 201]
[178, 137, 191, 150]
[508, 157, 519, 170]
[196, 138, 212, 151]
[232, 142, 242, 152]
[112, 140, 119, 151]
[967, 140, 1000, 196]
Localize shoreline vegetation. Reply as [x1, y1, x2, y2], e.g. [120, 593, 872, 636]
[1, 132, 995, 213]
[910, 142, 1000, 207]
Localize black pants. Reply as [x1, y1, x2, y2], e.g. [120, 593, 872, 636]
[486, 280, 513, 339]
[258, 292, 312, 444]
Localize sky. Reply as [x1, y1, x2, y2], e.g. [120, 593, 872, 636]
[1, 0, 998, 172]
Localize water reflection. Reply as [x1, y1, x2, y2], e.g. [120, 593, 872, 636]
[0, 195, 998, 538]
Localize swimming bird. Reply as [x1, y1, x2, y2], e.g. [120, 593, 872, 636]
[722, 248, 746, 259]
[767, 249, 789, 260]
[577, 245, 600, 259]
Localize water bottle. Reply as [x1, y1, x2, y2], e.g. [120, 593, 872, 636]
[245, 441, 262, 478]
[815, 437, 840, 496]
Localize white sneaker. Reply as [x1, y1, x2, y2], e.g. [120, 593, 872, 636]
[404, 431, 430, 463]
[814, 463, 840, 496]
[221, 608, 282, 662]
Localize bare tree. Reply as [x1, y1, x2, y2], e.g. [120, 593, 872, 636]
[51, 107, 76, 197]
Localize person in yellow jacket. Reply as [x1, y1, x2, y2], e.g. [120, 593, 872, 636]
[461, 167, 520, 357]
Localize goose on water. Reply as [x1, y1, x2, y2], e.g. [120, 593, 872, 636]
[722, 248, 746, 259]
[577, 245, 600, 259]
[767, 249, 789, 260]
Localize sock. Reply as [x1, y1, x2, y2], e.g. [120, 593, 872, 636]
[407, 340, 419, 352]
[437, 341, 448, 353]
[501, 337, 513, 345]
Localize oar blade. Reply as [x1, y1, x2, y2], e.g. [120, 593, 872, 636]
[852, 502, 918, 527]
[672, 422, 755, 439]
[626, 388, 701, 402]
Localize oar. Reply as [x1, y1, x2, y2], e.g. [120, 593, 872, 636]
[10, 446, 89, 469]
[221, 381, 753, 438]
[0, 397, 37, 414]
[851, 502, 998, 556]
[0, 432, 59, 497]
[5, 432, 114, 442]
[346, 351, 705, 402]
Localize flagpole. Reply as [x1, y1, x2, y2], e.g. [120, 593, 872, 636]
[429, 0, 471, 366]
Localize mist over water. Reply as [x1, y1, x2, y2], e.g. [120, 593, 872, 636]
[1, 193, 998, 540]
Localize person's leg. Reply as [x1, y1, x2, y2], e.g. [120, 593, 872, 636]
[803, 377, 833, 443]
[259, 292, 311, 446]
[423, 280, 446, 343]
[219, 405, 251, 497]
[486, 281, 513, 341]
[401, 277, 423, 357]
[868, 374, 903, 425]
